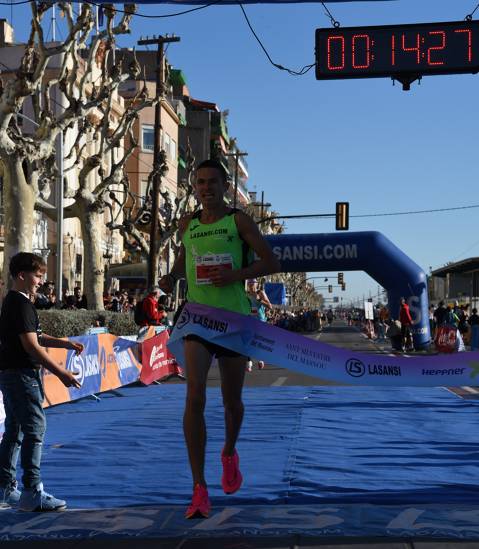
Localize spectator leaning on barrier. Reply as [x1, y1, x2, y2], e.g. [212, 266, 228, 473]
[0, 252, 83, 512]
[159, 158, 280, 520]
[140, 287, 164, 327]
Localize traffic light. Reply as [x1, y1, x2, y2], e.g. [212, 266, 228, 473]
[342, 283, 346, 291]
[335, 202, 349, 231]
[338, 272, 344, 285]
[328, 284, 333, 293]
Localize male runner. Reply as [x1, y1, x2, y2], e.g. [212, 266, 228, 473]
[159, 159, 280, 519]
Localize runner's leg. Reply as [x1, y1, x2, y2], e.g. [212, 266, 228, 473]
[183, 338, 213, 488]
[218, 355, 247, 455]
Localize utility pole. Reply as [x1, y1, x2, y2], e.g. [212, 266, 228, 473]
[138, 34, 180, 289]
[225, 151, 248, 209]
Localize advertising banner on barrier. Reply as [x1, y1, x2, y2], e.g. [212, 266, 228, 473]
[140, 330, 181, 385]
[435, 326, 457, 353]
[168, 303, 479, 387]
[43, 334, 141, 407]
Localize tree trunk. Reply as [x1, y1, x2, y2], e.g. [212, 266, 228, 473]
[2, 158, 35, 286]
[78, 201, 105, 310]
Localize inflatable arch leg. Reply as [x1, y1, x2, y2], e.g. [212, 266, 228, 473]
[265, 231, 430, 350]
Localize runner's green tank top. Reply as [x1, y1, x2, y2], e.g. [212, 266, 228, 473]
[182, 210, 251, 315]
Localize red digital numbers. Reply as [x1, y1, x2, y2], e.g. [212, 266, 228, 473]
[455, 28, 473, 62]
[401, 33, 421, 64]
[352, 34, 371, 69]
[327, 34, 371, 71]
[427, 31, 446, 65]
[327, 35, 345, 70]
[321, 24, 475, 76]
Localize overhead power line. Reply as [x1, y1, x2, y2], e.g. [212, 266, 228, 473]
[262, 204, 479, 224]
[84, 0, 226, 18]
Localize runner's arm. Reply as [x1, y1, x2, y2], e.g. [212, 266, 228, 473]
[210, 212, 280, 286]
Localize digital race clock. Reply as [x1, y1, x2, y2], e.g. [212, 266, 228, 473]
[315, 21, 479, 87]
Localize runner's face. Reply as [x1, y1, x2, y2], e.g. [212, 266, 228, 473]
[195, 168, 227, 207]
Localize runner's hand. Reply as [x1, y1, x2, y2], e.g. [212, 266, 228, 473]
[58, 369, 82, 389]
[209, 266, 237, 287]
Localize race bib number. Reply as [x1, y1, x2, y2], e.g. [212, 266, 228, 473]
[195, 254, 233, 285]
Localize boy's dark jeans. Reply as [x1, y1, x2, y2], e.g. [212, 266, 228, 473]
[0, 369, 46, 490]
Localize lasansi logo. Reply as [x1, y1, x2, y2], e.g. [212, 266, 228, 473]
[345, 358, 366, 377]
[176, 309, 191, 330]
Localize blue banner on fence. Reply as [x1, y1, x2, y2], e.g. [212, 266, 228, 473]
[168, 303, 479, 387]
[264, 282, 287, 305]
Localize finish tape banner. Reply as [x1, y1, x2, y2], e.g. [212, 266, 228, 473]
[168, 303, 479, 387]
[43, 333, 141, 407]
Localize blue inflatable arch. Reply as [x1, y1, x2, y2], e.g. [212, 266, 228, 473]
[265, 231, 430, 349]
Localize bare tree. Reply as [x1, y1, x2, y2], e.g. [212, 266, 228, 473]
[0, 2, 158, 309]
[107, 137, 197, 273]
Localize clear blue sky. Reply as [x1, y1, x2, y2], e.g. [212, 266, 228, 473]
[3, 0, 478, 306]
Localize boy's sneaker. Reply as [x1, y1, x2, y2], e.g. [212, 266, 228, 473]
[185, 484, 211, 519]
[258, 361, 265, 370]
[246, 360, 253, 372]
[18, 483, 66, 512]
[221, 449, 243, 494]
[0, 482, 21, 508]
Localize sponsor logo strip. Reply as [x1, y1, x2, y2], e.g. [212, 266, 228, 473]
[169, 303, 479, 387]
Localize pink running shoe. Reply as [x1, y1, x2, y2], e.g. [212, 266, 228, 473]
[258, 361, 265, 370]
[221, 449, 243, 494]
[185, 484, 211, 519]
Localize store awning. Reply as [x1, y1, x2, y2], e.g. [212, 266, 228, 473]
[432, 258, 479, 278]
[107, 262, 147, 279]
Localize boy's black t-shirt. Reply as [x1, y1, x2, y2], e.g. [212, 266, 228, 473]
[0, 290, 42, 370]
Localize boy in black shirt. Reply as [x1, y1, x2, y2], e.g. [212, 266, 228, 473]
[0, 253, 83, 511]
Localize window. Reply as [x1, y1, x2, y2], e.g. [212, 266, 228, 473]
[75, 254, 83, 275]
[140, 180, 148, 205]
[142, 125, 154, 152]
[163, 133, 171, 158]
[170, 139, 177, 162]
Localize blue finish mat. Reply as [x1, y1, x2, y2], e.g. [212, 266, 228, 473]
[2, 384, 479, 541]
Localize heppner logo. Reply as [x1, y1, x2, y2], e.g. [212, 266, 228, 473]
[345, 358, 402, 378]
[192, 314, 228, 333]
[67, 352, 102, 386]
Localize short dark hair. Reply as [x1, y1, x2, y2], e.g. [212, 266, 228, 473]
[196, 159, 228, 183]
[9, 252, 47, 278]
